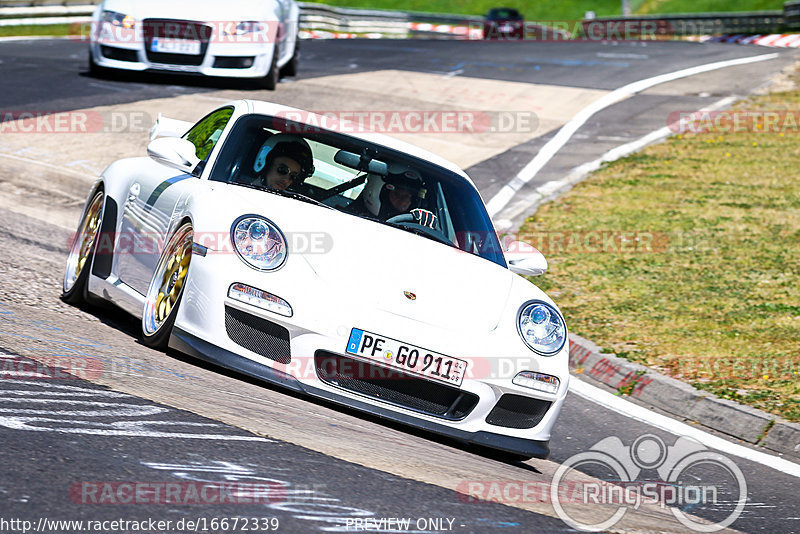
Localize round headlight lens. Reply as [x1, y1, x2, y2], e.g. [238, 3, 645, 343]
[518, 301, 566, 355]
[232, 216, 287, 271]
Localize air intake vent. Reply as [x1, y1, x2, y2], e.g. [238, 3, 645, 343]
[486, 394, 551, 429]
[315, 351, 478, 420]
[224, 306, 290, 364]
[100, 46, 138, 62]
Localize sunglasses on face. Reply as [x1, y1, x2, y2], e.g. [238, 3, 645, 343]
[275, 163, 301, 182]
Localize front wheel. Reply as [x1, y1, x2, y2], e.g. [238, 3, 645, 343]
[257, 50, 279, 90]
[142, 222, 193, 349]
[280, 41, 298, 78]
[62, 190, 104, 305]
[88, 50, 107, 78]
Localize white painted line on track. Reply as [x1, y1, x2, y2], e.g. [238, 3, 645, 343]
[0, 152, 88, 178]
[565, 95, 737, 179]
[570, 378, 800, 479]
[493, 96, 737, 229]
[87, 81, 130, 92]
[486, 52, 780, 218]
[0, 36, 74, 42]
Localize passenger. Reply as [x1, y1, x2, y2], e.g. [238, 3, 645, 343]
[251, 134, 315, 190]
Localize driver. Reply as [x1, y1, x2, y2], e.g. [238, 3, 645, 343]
[346, 167, 437, 228]
[249, 134, 315, 191]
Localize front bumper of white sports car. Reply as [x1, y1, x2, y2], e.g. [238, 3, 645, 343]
[170, 327, 557, 459]
[170, 249, 569, 459]
[89, 20, 275, 78]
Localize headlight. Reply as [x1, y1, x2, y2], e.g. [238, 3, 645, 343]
[231, 216, 287, 271]
[222, 21, 262, 36]
[101, 10, 135, 29]
[517, 301, 566, 355]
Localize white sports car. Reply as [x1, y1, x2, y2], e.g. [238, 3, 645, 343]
[62, 100, 569, 460]
[88, 0, 300, 89]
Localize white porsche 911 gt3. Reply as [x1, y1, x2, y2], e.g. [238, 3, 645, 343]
[88, 0, 300, 89]
[62, 100, 569, 460]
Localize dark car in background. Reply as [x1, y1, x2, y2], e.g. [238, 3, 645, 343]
[483, 7, 524, 40]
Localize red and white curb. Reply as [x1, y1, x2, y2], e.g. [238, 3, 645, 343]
[695, 33, 800, 48]
[299, 23, 482, 40]
[408, 22, 482, 39]
[569, 333, 800, 462]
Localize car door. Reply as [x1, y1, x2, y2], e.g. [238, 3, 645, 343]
[116, 107, 234, 295]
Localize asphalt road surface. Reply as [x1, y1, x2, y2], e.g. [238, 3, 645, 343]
[0, 37, 798, 533]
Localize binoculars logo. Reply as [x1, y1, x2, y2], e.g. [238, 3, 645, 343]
[551, 434, 747, 532]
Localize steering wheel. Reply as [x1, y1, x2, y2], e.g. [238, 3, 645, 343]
[385, 213, 450, 245]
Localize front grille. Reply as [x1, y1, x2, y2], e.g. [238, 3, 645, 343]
[224, 306, 290, 364]
[486, 394, 551, 429]
[143, 18, 211, 66]
[315, 351, 478, 420]
[213, 56, 255, 69]
[100, 45, 138, 62]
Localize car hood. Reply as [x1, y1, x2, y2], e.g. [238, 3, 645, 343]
[224, 187, 515, 334]
[103, 0, 276, 22]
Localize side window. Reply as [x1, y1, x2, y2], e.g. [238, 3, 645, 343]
[184, 107, 234, 161]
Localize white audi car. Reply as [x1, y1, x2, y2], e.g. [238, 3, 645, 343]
[88, 0, 300, 89]
[62, 100, 569, 460]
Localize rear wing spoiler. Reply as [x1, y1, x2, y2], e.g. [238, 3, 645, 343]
[149, 113, 193, 141]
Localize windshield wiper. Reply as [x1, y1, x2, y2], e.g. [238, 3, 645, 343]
[270, 188, 332, 208]
[231, 182, 332, 209]
[381, 220, 454, 247]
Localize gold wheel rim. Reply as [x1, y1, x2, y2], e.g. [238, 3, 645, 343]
[64, 192, 103, 292]
[144, 224, 193, 335]
[154, 237, 191, 324]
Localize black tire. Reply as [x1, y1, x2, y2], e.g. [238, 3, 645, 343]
[280, 41, 298, 78]
[141, 222, 193, 350]
[61, 190, 104, 306]
[88, 49, 107, 78]
[257, 50, 279, 90]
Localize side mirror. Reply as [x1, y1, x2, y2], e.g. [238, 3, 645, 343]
[505, 240, 548, 276]
[149, 113, 194, 140]
[147, 137, 200, 173]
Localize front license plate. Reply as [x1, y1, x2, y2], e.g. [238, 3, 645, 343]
[151, 37, 201, 55]
[346, 328, 467, 386]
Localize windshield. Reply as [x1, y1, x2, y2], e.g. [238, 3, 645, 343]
[209, 113, 506, 268]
